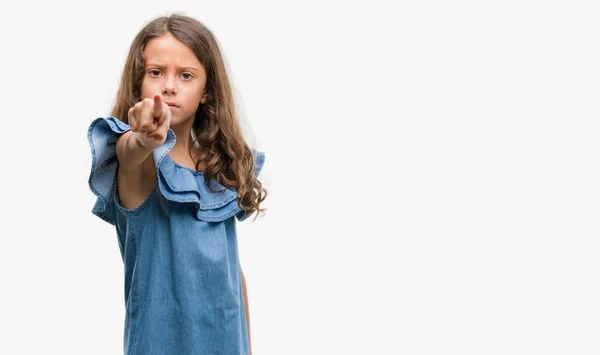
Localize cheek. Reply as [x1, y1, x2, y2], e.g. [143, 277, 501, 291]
[140, 82, 149, 98]
[140, 80, 158, 98]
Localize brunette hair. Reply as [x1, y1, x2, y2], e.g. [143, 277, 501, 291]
[111, 14, 267, 220]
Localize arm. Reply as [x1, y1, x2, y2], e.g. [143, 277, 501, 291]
[116, 130, 154, 172]
[116, 96, 170, 210]
[115, 131, 156, 210]
[241, 267, 252, 355]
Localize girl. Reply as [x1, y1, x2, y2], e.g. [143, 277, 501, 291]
[87, 14, 267, 355]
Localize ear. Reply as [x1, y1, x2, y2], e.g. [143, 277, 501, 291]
[200, 92, 208, 104]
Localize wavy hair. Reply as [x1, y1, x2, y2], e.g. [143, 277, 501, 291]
[110, 14, 267, 220]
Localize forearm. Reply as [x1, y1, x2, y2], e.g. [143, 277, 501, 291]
[116, 130, 154, 171]
[241, 268, 252, 354]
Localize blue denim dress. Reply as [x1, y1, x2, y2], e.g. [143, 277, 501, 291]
[87, 116, 264, 355]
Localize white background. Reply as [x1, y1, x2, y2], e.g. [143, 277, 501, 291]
[0, 0, 598, 354]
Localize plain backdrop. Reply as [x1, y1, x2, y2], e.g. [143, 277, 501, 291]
[0, 0, 599, 354]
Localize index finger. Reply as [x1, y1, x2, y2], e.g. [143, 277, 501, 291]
[153, 94, 163, 118]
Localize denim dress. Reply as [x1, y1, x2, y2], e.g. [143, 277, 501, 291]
[87, 116, 264, 355]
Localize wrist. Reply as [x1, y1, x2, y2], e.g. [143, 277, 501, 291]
[130, 131, 152, 151]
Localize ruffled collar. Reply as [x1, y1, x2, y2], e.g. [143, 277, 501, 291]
[88, 117, 263, 224]
[153, 129, 246, 222]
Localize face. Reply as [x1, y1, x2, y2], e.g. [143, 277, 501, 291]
[140, 32, 208, 127]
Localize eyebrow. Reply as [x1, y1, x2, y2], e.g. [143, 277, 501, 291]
[145, 63, 201, 72]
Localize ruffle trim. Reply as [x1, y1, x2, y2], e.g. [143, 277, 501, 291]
[87, 116, 131, 225]
[88, 116, 265, 224]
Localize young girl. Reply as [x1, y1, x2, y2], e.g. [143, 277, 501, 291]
[87, 14, 267, 355]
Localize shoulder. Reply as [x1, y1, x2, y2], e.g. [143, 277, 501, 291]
[249, 148, 266, 177]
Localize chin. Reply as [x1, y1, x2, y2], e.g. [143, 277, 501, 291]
[170, 115, 194, 127]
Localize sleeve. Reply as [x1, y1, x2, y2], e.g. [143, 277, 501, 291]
[235, 148, 266, 222]
[87, 116, 132, 225]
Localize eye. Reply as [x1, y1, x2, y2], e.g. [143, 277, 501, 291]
[181, 72, 193, 80]
[148, 69, 161, 77]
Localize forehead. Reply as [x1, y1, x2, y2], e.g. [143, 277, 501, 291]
[143, 33, 203, 69]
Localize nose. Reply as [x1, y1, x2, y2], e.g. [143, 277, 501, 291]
[162, 75, 177, 95]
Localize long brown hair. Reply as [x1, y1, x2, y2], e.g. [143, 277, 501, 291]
[111, 14, 267, 220]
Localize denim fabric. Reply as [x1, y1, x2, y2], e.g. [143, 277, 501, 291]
[87, 116, 264, 355]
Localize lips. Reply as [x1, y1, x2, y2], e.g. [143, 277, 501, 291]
[165, 102, 179, 108]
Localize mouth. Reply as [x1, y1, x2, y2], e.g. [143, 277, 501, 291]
[165, 102, 179, 108]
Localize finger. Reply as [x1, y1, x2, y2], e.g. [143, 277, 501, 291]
[157, 104, 171, 130]
[145, 131, 161, 141]
[140, 99, 156, 133]
[128, 106, 138, 131]
[153, 94, 163, 119]
[156, 102, 168, 126]
[137, 103, 147, 133]
[147, 127, 167, 142]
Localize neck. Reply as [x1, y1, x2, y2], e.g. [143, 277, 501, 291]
[169, 120, 195, 156]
